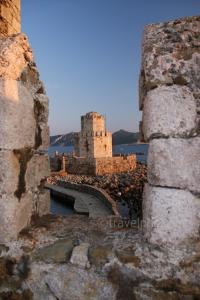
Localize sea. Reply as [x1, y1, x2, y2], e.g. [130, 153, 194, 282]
[48, 143, 149, 164]
[48, 143, 149, 216]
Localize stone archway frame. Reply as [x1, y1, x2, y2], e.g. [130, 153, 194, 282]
[140, 16, 200, 246]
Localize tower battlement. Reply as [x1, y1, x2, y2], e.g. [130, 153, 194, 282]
[81, 111, 106, 133]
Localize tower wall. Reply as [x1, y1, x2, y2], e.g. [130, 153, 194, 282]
[79, 112, 112, 158]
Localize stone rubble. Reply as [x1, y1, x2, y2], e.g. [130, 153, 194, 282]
[70, 242, 91, 269]
[0, 215, 199, 299]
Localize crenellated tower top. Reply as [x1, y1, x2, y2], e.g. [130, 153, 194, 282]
[81, 112, 106, 133]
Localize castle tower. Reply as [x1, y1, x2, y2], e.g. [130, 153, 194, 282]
[76, 112, 112, 158]
[0, 0, 21, 36]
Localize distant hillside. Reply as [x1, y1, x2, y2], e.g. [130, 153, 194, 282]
[50, 132, 77, 146]
[50, 130, 139, 147]
[112, 130, 139, 145]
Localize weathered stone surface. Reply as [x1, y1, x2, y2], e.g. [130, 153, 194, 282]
[2, 214, 200, 299]
[26, 154, 50, 189]
[116, 249, 141, 266]
[142, 85, 197, 141]
[0, 0, 20, 36]
[70, 243, 90, 269]
[143, 184, 200, 245]
[37, 124, 50, 151]
[0, 149, 19, 195]
[0, 192, 32, 242]
[0, 244, 9, 256]
[89, 245, 112, 267]
[30, 262, 116, 300]
[0, 34, 32, 79]
[140, 16, 200, 246]
[148, 138, 200, 192]
[0, 80, 36, 149]
[134, 287, 181, 300]
[34, 94, 50, 151]
[33, 239, 74, 263]
[34, 190, 50, 217]
[0, 33, 50, 242]
[140, 16, 200, 110]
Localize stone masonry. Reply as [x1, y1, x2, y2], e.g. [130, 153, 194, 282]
[67, 112, 136, 175]
[0, 0, 20, 36]
[74, 112, 112, 158]
[0, 1, 50, 242]
[140, 16, 200, 246]
[67, 155, 136, 175]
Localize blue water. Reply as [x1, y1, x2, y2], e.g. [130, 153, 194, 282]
[49, 143, 148, 163]
[50, 195, 74, 216]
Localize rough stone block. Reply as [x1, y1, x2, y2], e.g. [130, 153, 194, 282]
[11, 16, 19, 31]
[0, 5, 13, 24]
[34, 94, 50, 151]
[70, 243, 90, 269]
[0, 33, 50, 242]
[140, 16, 200, 109]
[38, 125, 50, 151]
[34, 94, 49, 124]
[142, 85, 197, 141]
[0, 34, 32, 79]
[0, 80, 36, 149]
[37, 190, 50, 216]
[143, 184, 200, 245]
[31, 189, 50, 217]
[0, 191, 32, 242]
[0, 149, 19, 196]
[148, 138, 200, 192]
[26, 154, 50, 189]
[0, 0, 20, 36]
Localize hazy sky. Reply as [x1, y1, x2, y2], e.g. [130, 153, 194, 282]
[21, 0, 199, 135]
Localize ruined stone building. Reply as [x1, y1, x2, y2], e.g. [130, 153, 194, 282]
[66, 112, 136, 175]
[0, 0, 50, 242]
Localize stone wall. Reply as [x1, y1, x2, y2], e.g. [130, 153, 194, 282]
[66, 155, 136, 175]
[140, 16, 200, 245]
[67, 157, 96, 175]
[0, 34, 50, 242]
[0, 0, 20, 36]
[95, 155, 136, 175]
